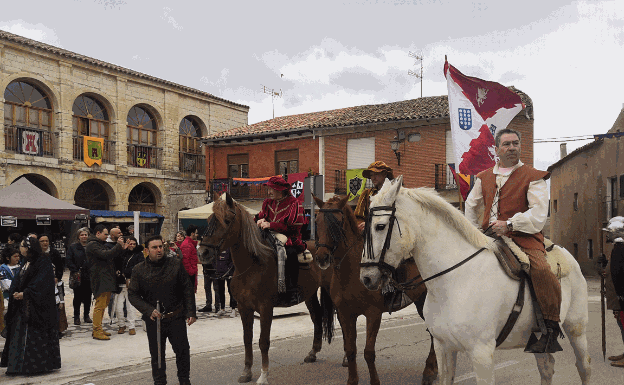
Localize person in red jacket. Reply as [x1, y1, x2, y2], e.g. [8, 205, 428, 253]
[179, 225, 199, 293]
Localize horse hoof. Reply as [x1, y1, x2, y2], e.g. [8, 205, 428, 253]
[421, 374, 437, 385]
[238, 374, 252, 383]
[304, 354, 317, 363]
[342, 356, 349, 367]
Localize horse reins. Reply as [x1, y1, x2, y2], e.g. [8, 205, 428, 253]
[316, 207, 360, 270]
[360, 204, 402, 281]
[201, 207, 237, 254]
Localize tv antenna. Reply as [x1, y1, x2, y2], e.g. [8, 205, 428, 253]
[408, 51, 423, 97]
[261, 85, 282, 119]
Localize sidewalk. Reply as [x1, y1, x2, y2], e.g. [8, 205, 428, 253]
[0, 269, 423, 385]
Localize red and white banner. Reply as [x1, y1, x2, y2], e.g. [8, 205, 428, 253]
[444, 61, 524, 178]
[287, 172, 308, 202]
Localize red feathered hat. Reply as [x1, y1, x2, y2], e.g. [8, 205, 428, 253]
[264, 176, 291, 191]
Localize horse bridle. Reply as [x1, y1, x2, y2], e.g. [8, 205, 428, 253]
[316, 207, 358, 269]
[201, 207, 237, 255]
[359, 201, 487, 291]
[360, 203, 402, 281]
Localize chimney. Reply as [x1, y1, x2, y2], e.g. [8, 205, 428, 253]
[560, 143, 567, 159]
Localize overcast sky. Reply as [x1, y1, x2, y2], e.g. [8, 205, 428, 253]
[2, 0, 623, 171]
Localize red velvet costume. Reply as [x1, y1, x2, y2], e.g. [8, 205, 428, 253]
[256, 195, 307, 252]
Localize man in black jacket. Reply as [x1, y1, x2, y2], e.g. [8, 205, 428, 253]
[129, 235, 196, 385]
[86, 224, 126, 340]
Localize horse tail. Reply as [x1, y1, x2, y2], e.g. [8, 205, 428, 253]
[320, 286, 335, 344]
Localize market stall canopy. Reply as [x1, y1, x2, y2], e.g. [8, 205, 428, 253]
[0, 177, 89, 220]
[178, 201, 259, 220]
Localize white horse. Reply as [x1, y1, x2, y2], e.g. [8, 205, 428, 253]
[359, 176, 591, 385]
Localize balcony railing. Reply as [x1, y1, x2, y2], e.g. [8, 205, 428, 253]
[127, 144, 163, 169]
[334, 169, 373, 195]
[209, 178, 271, 200]
[435, 164, 458, 190]
[4, 125, 57, 158]
[72, 136, 115, 164]
[180, 152, 205, 177]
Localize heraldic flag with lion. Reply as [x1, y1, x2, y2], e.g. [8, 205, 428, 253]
[444, 60, 524, 200]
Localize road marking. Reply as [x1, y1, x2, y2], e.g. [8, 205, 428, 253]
[454, 360, 519, 382]
[357, 319, 426, 336]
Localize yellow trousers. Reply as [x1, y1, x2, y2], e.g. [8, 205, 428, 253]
[92, 292, 111, 332]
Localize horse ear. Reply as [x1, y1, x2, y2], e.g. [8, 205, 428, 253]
[338, 195, 349, 209]
[225, 192, 234, 208]
[313, 194, 324, 208]
[386, 175, 403, 199]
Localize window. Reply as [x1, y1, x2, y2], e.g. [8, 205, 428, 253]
[607, 177, 618, 219]
[620, 175, 624, 199]
[587, 239, 593, 260]
[553, 199, 558, 213]
[179, 116, 202, 155]
[275, 149, 299, 176]
[72, 94, 109, 139]
[228, 154, 249, 178]
[573, 193, 579, 211]
[4, 80, 52, 130]
[573, 243, 578, 260]
[127, 105, 157, 147]
[347, 137, 375, 169]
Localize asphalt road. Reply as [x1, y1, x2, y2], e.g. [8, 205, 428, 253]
[71, 296, 624, 385]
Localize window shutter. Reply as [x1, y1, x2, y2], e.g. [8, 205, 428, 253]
[347, 137, 375, 169]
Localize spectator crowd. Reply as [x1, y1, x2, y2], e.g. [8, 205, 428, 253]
[0, 223, 236, 382]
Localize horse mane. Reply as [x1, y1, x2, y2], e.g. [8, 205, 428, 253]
[326, 196, 360, 236]
[212, 199, 273, 262]
[402, 188, 490, 249]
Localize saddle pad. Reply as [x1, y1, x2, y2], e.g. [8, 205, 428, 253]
[500, 236, 570, 279]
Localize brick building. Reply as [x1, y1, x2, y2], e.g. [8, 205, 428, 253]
[548, 108, 624, 275]
[203, 87, 534, 210]
[0, 30, 248, 240]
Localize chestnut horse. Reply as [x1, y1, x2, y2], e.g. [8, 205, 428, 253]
[197, 193, 334, 384]
[313, 195, 438, 385]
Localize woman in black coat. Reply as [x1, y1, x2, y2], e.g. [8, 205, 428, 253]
[0, 236, 61, 375]
[65, 228, 93, 325]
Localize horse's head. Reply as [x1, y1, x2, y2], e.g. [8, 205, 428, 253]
[198, 192, 240, 263]
[360, 175, 406, 291]
[313, 194, 354, 270]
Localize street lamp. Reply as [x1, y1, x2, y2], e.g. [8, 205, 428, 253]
[390, 139, 401, 166]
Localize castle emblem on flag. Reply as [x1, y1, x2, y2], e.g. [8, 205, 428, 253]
[458, 108, 472, 130]
[291, 180, 304, 198]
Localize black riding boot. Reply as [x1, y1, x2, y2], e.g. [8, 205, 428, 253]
[524, 320, 564, 353]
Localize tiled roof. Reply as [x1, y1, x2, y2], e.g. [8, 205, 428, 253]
[0, 30, 248, 109]
[206, 86, 532, 141]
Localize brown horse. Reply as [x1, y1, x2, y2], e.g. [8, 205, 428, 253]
[198, 193, 334, 384]
[313, 195, 438, 385]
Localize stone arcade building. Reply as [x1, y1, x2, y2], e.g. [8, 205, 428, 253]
[0, 30, 248, 239]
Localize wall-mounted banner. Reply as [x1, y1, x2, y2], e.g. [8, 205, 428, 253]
[1, 216, 17, 227]
[84, 136, 104, 167]
[36, 215, 51, 226]
[19, 128, 42, 156]
[346, 169, 367, 201]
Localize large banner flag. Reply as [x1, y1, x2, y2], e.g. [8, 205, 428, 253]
[444, 60, 524, 198]
[84, 135, 103, 167]
[346, 169, 366, 201]
[448, 164, 474, 202]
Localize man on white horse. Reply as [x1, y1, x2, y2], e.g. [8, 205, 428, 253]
[354, 161, 394, 233]
[465, 127, 564, 354]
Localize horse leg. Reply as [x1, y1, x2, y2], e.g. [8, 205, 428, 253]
[433, 338, 457, 385]
[422, 330, 438, 385]
[468, 344, 495, 385]
[304, 296, 323, 363]
[363, 312, 382, 385]
[238, 306, 254, 383]
[337, 310, 359, 385]
[562, 319, 591, 385]
[534, 353, 555, 385]
[256, 307, 273, 384]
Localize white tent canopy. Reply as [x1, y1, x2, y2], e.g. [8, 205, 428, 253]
[178, 201, 258, 220]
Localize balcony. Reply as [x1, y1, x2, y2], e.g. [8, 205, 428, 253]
[180, 152, 205, 178]
[72, 136, 115, 164]
[210, 178, 270, 200]
[127, 144, 163, 169]
[435, 164, 458, 190]
[4, 125, 57, 158]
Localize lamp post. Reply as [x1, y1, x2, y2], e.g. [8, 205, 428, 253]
[390, 139, 401, 166]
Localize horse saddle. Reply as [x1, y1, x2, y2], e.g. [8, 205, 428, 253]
[490, 236, 570, 281]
